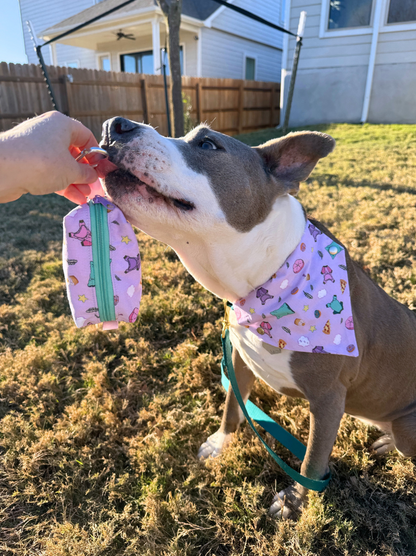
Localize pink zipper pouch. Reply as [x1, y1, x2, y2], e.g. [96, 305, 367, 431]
[63, 195, 142, 330]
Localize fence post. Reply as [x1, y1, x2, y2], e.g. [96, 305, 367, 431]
[269, 86, 275, 127]
[141, 78, 149, 124]
[196, 81, 202, 124]
[61, 74, 74, 117]
[238, 83, 244, 134]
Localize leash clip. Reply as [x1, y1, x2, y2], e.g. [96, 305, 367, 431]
[222, 299, 231, 339]
[75, 146, 110, 167]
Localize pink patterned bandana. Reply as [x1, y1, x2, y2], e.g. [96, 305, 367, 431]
[234, 220, 359, 356]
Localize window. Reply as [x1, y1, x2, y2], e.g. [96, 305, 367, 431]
[120, 48, 183, 75]
[65, 61, 79, 68]
[98, 54, 111, 71]
[387, 0, 416, 23]
[121, 50, 153, 73]
[328, 0, 373, 29]
[245, 57, 256, 80]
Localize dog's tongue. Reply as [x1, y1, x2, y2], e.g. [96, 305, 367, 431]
[95, 158, 119, 178]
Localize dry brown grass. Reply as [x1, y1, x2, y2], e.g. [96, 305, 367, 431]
[0, 123, 415, 555]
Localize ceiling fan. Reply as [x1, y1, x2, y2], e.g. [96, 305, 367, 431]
[114, 29, 136, 40]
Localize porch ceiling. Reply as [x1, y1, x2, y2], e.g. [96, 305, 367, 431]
[47, 18, 156, 50]
[41, 0, 216, 49]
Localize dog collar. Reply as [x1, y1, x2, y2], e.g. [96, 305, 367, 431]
[233, 220, 359, 357]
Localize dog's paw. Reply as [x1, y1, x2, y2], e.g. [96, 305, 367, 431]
[269, 485, 305, 520]
[371, 434, 396, 455]
[197, 431, 232, 460]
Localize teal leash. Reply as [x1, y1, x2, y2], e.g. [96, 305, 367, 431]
[221, 304, 330, 492]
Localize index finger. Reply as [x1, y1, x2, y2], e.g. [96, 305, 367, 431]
[69, 118, 99, 151]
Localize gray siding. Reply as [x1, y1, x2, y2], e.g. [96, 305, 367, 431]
[212, 0, 284, 50]
[201, 27, 281, 82]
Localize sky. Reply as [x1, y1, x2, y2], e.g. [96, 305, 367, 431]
[0, 0, 28, 64]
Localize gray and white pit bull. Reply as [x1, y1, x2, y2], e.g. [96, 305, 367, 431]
[99, 117, 416, 518]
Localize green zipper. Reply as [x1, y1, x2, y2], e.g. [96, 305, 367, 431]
[89, 200, 116, 322]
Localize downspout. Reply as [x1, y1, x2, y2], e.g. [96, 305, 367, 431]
[196, 27, 202, 77]
[361, 0, 384, 123]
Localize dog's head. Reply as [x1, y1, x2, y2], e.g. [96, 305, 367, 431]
[99, 118, 335, 244]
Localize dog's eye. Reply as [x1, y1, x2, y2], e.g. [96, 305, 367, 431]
[200, 139, 217, 150]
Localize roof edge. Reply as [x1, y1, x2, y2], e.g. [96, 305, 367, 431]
[203, 0, 236, 28]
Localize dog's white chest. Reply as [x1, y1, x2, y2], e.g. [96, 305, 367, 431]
[229, 312, 300, 395]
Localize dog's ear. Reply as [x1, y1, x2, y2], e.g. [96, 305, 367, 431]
[254, 131, 335, 195]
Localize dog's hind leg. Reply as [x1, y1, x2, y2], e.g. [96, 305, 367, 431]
[391, 411, 416, 458]
[198, 348, 255, 460]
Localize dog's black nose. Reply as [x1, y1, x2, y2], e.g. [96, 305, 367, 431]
[103, 117, 142, 144]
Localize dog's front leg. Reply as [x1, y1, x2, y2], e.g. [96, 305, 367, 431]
[269, 385, 346, 519]
[198, 348, 255, 460]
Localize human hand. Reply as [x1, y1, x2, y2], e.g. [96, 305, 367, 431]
[0, 111, 102, 204]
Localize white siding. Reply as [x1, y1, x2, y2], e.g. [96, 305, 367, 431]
[19, 0, 98, 68]
[376, 28, 416, 64]
[201, 27, 281, 82]
[211, 0, 284, 50]
[177, 30, 198, 77]
[287, 2, 372, 68]
[285, 0, 416, 124]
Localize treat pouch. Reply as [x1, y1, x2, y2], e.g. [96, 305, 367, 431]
[63, 195, 142, 330]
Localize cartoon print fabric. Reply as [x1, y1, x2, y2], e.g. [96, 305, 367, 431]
[63, 196, 142, 328]
[234, 221, 359, 357]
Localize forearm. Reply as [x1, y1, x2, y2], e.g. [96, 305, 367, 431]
[0, 128, 37, 203]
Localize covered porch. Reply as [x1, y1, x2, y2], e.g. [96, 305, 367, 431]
[41, 4, 204, 76]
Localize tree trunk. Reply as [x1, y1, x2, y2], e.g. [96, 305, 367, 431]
[157, 0, 184, 138]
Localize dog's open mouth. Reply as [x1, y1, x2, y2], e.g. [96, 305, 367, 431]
[105, 167, 195, 212]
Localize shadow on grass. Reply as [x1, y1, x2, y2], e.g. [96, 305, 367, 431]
[321, 460, 416, 555]
[312, 174, 416, 196]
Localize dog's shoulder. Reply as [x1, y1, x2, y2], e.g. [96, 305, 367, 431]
[307, 216, 369, 298]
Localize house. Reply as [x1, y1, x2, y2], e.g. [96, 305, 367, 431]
[281, 0, 416, 125]
[19, 0, 283, 83]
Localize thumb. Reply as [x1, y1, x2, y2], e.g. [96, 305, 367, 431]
[71, 160, 99, 185]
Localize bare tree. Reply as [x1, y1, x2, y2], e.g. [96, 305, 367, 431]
[157, 0, 184, 138]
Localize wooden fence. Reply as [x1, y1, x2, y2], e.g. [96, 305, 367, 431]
[0, 62, 280, 138]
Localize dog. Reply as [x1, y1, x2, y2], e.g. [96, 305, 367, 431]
[99, 117, 416, 518]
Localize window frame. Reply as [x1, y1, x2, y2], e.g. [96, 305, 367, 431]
[64, 60, 80, 69]
[97, 52, 112, 72]
[118, 44, 186, 75]
[243, 53, 257, 81]
[120, 49, 154, 73]
[380, 0, 416, 33]
[319, 0, 375, 38]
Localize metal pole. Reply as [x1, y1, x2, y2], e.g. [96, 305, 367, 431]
[161, 48, 172, 137]
[36, 45, 60, 111]
[26, 21, 60, 111]
[282, 11, 307, 134]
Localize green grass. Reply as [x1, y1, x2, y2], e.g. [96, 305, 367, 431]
[1, 123, 416, 555]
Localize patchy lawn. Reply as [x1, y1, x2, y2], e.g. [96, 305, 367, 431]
[0, 123, 416, 556]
